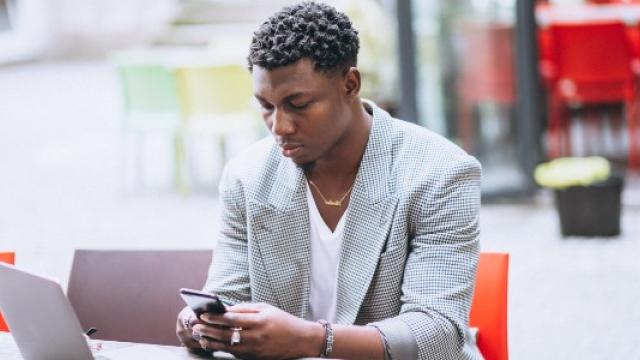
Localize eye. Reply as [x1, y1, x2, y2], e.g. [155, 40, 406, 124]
[288, 101, 310, 110]
[259, 101, 274, 112]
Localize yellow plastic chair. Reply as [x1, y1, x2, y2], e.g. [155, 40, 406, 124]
[0, 252, 15, 332]
[175, 64, 260, 188]
[116, 62, 187, 193]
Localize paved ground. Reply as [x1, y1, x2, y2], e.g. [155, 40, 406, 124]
[1, 60, 639, 359]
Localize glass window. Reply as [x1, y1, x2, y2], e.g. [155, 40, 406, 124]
[413, 0, 530, 195]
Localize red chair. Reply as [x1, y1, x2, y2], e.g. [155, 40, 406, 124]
[543, 21, 640, 166]
[0, 252, 16, 332]
[457, 22, 516, 153]
[470, 252, 509, 360]
[538, 25, 554, 87]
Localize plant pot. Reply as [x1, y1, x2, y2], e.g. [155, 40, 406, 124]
[554, 175, 623, 237]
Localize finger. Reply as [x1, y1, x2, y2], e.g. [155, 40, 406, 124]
[182, 337, 201, 349]
[177, 308, 200, 330]
[200, 311, 260, 328]
[227, 302, 266, 312]
[179, 306, 201, 328]
[176, 326, 200, 349]
[176, 316, 201, 349]
[188, 315, 203, 327]
[192, 324, 235, 343]
[204, 311, 264, 330]
[200, 336, 253, 359]
[198, 335, 251, 352]
[199, 337, 226, 352]
[199, 313, 228, 327]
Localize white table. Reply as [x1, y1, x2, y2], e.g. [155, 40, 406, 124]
[0, 332, 232, 359]
[0, 332, 321, 359]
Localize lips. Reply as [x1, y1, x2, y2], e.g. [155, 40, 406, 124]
[281, 144, 300, 151]
[279, 143, 302, 157]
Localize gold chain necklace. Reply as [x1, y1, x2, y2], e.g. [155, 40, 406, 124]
[308, 179, 354, 207]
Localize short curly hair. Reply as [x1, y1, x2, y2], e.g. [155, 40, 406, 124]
[248, 1, 359, 74]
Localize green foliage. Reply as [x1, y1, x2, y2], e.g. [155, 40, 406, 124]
[534, 157, 611, 189]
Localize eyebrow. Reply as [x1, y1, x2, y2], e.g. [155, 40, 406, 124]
[254, 92, 310, 104]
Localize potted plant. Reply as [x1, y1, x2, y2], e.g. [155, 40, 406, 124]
[534, 157, 624, 237]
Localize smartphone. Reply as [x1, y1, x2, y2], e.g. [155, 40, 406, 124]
[179, 288, 227, 317]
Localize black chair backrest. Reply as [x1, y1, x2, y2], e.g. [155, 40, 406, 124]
[67, 249, 212, 345]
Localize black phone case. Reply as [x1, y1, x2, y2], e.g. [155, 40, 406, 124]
[180, 288, 226, 316]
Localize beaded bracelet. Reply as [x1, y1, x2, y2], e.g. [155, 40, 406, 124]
[317, 320, 334, 358]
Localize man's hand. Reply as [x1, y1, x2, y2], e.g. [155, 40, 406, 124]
[176, 306, 207, 352]
[192, 303, 325, 360]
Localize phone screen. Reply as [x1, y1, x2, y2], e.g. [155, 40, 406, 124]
[179, 288, 227, 317]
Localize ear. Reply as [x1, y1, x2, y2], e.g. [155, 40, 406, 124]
[342, 67, 361, 101]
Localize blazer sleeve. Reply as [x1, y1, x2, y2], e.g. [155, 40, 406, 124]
[202, 164, 252, 305]
[370, 155, 481, 360]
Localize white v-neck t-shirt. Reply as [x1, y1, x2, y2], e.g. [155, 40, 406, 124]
[306, 182, 348, 323]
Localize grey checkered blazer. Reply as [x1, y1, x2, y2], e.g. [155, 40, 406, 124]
[204, 101, 483, 360]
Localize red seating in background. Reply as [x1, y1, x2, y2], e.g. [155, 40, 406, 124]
[458, 22, 516, 153]
[626, 23, 640, 61]
[470, 253, 510, 360]
[0, 252, 15, 332]
[542, 21, 640, 167]
[538, 26, 554, 88]
[584, 0, 640, 3]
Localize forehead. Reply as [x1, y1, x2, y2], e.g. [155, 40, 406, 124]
[252, 59, 334, 99]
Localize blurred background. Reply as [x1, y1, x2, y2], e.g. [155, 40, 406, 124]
[0, 0, 639, 358]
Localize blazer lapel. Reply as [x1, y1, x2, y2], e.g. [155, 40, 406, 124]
[247, 102, 398, 322]
[335, 104, 399, 324]
[248, 157, 312, 318]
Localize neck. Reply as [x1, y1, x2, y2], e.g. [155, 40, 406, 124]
[306, 101, 372, 183]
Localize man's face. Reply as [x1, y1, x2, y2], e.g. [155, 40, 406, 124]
[252, 59, 353, 167]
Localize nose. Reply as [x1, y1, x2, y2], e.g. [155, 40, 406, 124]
[270, 108, 295, 136]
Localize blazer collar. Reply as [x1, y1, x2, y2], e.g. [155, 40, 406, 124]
[333, 102, 399, 324]
[253, 102, 398, 322]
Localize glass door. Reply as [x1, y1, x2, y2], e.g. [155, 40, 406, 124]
[412, 0, 535, 196]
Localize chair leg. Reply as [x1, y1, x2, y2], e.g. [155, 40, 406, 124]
[548, 96, 565, 159]
[119, 128, 130, 195]
[561, 109, 572, 157]
[135, 132, 145, 191]
[584, 107, 596, 156]
[610, 104, 623, 156]
[546, 111, 556, 159]
[628, 99, 640, 169]
[174, 131, 189, 195]
[218, 135, 227, 184]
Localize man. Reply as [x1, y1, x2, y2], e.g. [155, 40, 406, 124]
[176, 2, 482, 359]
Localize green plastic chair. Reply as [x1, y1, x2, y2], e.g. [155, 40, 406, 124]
[174, 65, 260, 185]
[117, 63, 187, 193]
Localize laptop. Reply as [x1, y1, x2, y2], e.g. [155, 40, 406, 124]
[0, 262, 97, 360]
[0, 263, 241, 360]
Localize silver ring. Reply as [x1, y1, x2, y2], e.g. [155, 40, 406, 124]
[230, 327, 242, 346]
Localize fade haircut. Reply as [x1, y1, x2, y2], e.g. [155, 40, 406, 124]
[247, 1, 360, 74]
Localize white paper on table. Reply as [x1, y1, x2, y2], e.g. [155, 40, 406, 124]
[99, 344, 187, 360]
